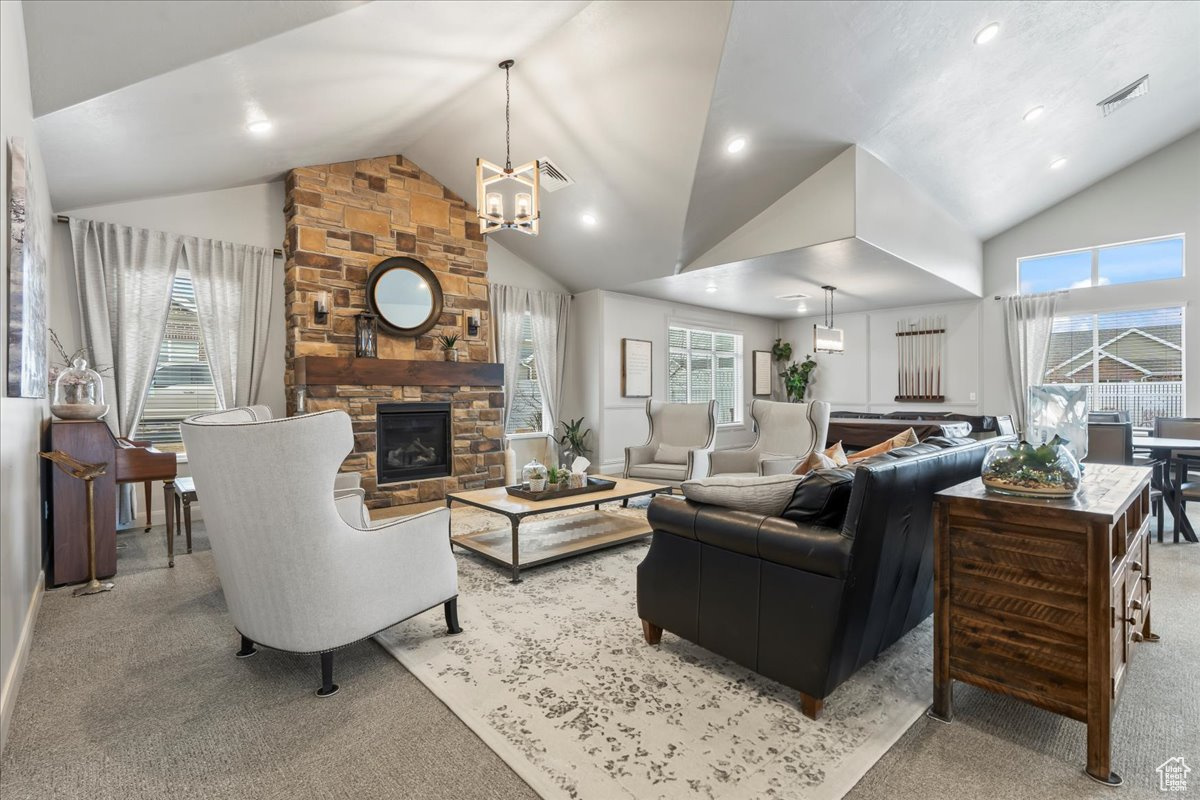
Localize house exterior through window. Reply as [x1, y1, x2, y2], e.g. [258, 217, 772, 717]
[1043, 306, 1184, 425]
[668, 326, 743, 425]
[505, 312, 546, 435]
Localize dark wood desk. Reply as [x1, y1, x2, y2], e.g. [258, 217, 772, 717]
[932, 464, 1155, 786]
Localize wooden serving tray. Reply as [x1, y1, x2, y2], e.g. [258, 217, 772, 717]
[505, 476, 616, 501]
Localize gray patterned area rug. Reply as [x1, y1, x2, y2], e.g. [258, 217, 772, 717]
[376, 505, 930, 800]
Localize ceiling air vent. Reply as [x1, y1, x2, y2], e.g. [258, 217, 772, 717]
[538, 158, 574, 192]
[1098, 74, 1149, 117]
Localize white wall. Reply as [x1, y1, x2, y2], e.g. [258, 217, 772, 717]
[981, 130, 1200, 418]
[1, 0, 51, 753]
[47, 181, 288, 525]
[563, 290, 779, 473]
[778, 299, 983, 415]
[487, 241, 567, 293]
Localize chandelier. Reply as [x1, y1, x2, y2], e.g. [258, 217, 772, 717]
[813, 285, 845, 353]
[476, 59, 540, 236]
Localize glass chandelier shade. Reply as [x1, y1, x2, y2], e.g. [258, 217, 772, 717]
[813, 285, 845, 353]
[476, 59, 540, 236]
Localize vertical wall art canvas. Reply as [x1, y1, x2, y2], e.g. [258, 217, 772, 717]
[7, 137, 47, 398]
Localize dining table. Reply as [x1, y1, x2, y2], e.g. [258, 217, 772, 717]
[1132, 435, 1200, 543]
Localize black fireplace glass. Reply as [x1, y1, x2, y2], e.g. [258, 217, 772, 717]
[376, 402, 452, 484]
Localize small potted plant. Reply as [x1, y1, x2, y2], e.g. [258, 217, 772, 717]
[437, 334, 460, 362]
[527, 465, 548, 492]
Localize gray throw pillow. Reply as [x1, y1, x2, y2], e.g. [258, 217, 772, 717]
[681, 474, 804, 516]
[655, 443, 691, 464]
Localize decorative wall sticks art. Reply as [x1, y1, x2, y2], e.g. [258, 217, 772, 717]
[895, 316, 945, 402]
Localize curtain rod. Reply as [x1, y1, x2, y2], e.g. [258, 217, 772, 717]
[993, 289, 1070, 300]
[55, 214, 283, 258]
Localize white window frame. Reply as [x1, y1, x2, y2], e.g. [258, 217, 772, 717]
[667, 323, 744, 427]
[1016, 233, 1186, 293]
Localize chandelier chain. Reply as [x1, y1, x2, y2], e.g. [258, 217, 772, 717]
[504, 63, 512, 171]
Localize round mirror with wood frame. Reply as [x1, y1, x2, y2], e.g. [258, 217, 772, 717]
[366, 257, 444, 336]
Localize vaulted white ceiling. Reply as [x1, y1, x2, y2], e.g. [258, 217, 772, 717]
[25, 0, 1200, 311]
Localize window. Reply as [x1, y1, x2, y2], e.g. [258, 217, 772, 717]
[667, 326, 743, 425]
[1043, 306, 1184, 426]
[505, 312, 546, 435]
[134, 269, 220, 452]
[1018, 235, 1184, 294]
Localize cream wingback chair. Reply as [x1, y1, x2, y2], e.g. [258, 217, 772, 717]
[624, 400, 718, 488]
[709, 399, 831, 476]
[181, 406, 460, 697]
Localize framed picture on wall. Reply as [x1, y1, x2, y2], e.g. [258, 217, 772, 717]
[752, 350, 772, 396]
[621, 338, 652, 397]
[6, 137, 48, 398]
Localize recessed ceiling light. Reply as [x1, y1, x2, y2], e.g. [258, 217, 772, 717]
[1022, 105, 1045, 122]
[581, 213, 597, 226]
[705, 284, 718, 294]
[796, 303, 808, 313]
[726, 137, 747, 154]
[246, 119, 273, 134]
[1049, 157, 1068, 169]
[973, 22, 1000, 45]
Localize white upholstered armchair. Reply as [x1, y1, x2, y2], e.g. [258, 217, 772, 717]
[709, 399, 831, 476]
[181, 406, 460, 697]
[624, 400, 718, 488]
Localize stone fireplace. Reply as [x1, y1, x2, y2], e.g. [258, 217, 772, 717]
[283, 154, 506, 507]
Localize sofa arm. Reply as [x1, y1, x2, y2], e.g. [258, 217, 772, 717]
[685, 446, 714, 480]
[647, 496, 851, 579]
[624, 444, 657, 476]
[709, 448, 760, 475]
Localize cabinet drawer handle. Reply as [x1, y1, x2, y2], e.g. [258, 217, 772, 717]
[1130, 599, 1143, 611]
[1130, 561, 1143, 572]
[1124, 615, 1138, 626]
[1131, 631, 1144, 642]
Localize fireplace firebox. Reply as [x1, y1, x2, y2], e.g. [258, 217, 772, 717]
[376, 402, 452, 484]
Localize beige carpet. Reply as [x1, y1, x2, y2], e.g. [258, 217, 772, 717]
[2, 505, 1197, 800]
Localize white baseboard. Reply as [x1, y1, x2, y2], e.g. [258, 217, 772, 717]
[0, 570, 44, 755]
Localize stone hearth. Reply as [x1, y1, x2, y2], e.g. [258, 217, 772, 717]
[283, 154, 505, 507]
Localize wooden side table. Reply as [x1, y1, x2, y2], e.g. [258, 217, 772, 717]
[172, 476, 197, 556]
[931, 464, 1155, 786]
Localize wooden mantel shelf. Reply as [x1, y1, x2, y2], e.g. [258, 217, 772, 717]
[294, 356, 503, 387]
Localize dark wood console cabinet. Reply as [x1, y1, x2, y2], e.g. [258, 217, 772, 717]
[931, 464, 1155, 786]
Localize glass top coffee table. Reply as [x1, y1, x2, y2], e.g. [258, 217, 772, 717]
[445, 475, 667, 582]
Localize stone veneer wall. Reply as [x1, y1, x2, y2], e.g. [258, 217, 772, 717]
[283, 154, 505, 507]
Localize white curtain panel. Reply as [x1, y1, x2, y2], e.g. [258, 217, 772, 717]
[70, 219, 183, 523]
[527, 289, 570, 438]
[69, 218, 183, 438]
[184, 237, 275, 407]
[489, 284, 528, 444]
[1002, 292, 1061, 437]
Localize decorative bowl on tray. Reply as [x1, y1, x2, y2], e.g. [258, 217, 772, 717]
[981, 437, 1081, 498]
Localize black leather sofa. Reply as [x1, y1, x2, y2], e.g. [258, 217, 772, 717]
[636, 436, 1003, 718]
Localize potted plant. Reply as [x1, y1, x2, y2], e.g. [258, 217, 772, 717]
[437, 334, 460, 362]
[779, 354, 817, 402]
[554, 416, 592, 464]
[771, 338, 793, 364]
[546, 464, 569, 490]
[527, 465, 548, 492]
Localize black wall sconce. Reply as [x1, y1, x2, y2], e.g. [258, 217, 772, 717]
[466, 314, 480, 338]
[313, 291, 330, 325]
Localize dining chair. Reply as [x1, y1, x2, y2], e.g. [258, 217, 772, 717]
[1086, 422, 1164, 540]
[1153, 417, 1200, 542]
